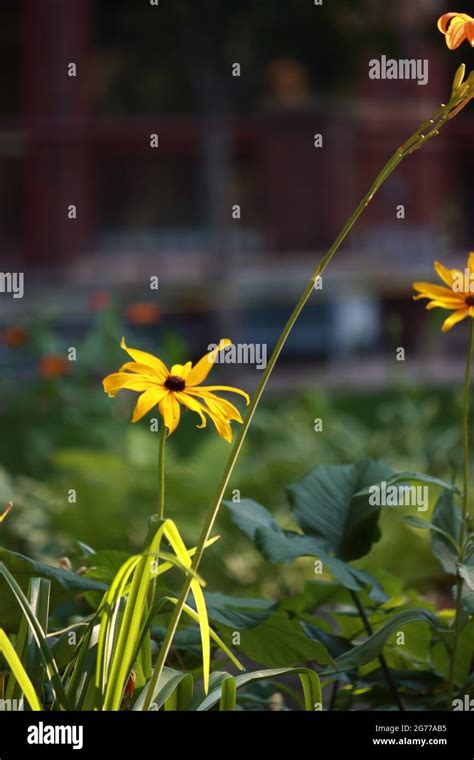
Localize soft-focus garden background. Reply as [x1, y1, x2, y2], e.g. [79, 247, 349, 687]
[0, 0, 471, 605]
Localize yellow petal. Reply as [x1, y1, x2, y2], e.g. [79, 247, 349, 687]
[434, 260, 461, 288]
[188, 389, 243, 423]
[185, 339, 232, 386]
[170, 362, 192, 379]
[103, 373, 157, 398]
[120, 337, 169, 381]
[158, 392, 181, 435]
[118, 362, 162, 378]
[205, 408, 233, 442]
[131, 387, 168, 423]
[192, 385, 250, 405]
[425, 299, 463, 311]
[174, 392, 208, 429]
[441, 308, 469, 332]
[412, 282, 457, 300]
[467, 252, 474, 276]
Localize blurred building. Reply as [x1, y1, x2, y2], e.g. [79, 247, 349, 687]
[0, 0, 472, 378]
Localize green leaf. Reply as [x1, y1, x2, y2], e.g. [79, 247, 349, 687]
[0, 629, 42, 710]
[6, 578, 50, 701]
[322, 609, 448, 674]
[165, 597, 245, 671]
[356, 472, 459, 496]
[190, 667, 322, 711]
[225, 499, 387, 603]
[287, 460, 395, 561]
[0, 563, 70, 709]
[458, 564, 474, 592]
[217, 611, 335, 669]
[404, 516, 460, 554]
[204, 591, 275, 630]
[0, 547, 107, 631]
[431, 491, 461, 575]
[101, 518, 212, 710]
[219, 676, 237, 711]
[133, 667, 193, 711]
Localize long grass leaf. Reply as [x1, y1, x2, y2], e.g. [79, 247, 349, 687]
[0, 563, 69, 709]
[0, 629, 42, 710]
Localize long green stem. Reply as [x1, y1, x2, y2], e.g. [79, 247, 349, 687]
[448, 318, 474, 707]
[350, 591, 404, 711]
[142, 91, 470, 712]
[147, 425, 167, 610]
[158, 424, 166, 520]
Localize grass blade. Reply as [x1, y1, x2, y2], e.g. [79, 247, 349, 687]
[0, 629, 42, 710]
[0, 563, 69, 710]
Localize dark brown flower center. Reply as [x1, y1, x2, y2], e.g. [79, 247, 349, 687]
[165, 375, 185, 392]
[465, 295, 474, 306]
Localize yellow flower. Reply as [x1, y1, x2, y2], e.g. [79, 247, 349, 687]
[438, 12, 474, 49]
[413, 253, 474, 332]
[103, 338, 249, 441]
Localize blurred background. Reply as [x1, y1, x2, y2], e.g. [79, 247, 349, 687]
[0, 0, 472, 599]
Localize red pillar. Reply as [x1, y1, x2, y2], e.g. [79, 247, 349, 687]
[22, 0, 93, 266]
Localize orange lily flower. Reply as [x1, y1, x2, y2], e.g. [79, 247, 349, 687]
[438, 12, 474, 49]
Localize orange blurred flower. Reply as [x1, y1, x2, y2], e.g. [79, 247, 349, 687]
[39, 355, 70, 378]
[125, 302, 161, 326]
[3, 326, 27, 348]
[438, 12, 474, 49]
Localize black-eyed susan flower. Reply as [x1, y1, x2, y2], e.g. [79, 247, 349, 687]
[103, 338, 249, 441]
[413, 253, 474, 332]
[438, 12, 474, 49]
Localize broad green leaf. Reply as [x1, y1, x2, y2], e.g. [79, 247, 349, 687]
[0, 629, 42, 710]
[404, 515, 460, 554]
[458, 564, 474, 591]
[226, 499, 387, 602]
[356, 473, 459, 497]
[217, 611, 334, 669]
[204, 591, 274, 629]
[323, 609, 448, 674]
[0, 547, 106, 631]
[287, 460, 394, 561]
[431, 491, 461, 575]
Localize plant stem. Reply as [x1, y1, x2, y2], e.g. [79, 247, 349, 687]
[158, 424, 166, 520]
[142, 93, 469, 711]
[447, 318, 474, 708]
[350, 590, 404, 711]
[147, 424, 167, 610]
